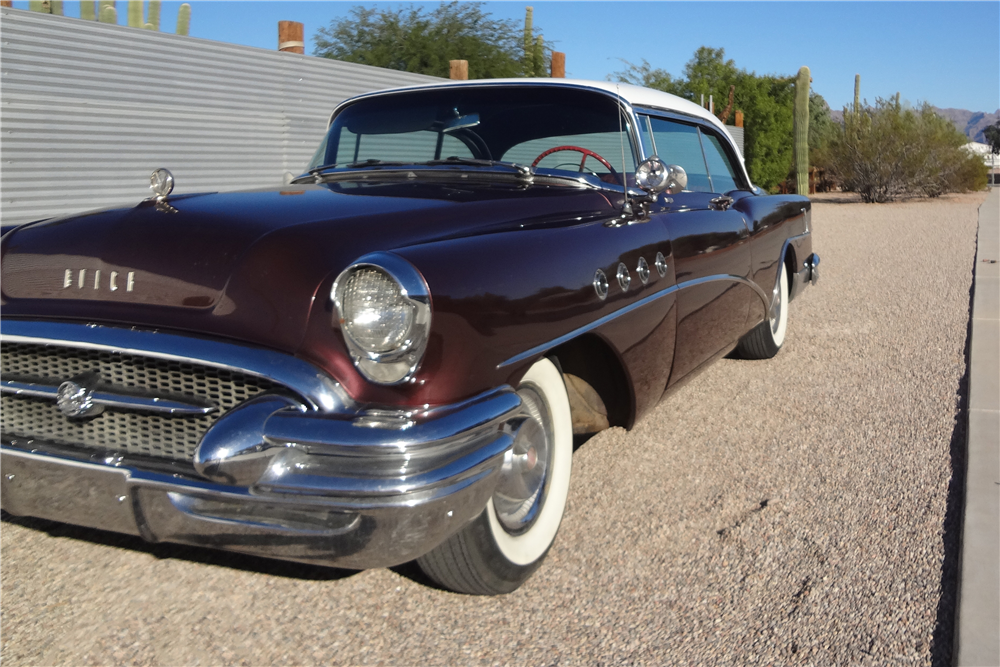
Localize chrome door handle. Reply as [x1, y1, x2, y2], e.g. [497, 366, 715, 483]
[709, 195, 734, 211]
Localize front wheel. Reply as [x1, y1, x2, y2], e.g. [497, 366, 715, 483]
[417, 357, 573, 594]
[736, 262, 789, 359]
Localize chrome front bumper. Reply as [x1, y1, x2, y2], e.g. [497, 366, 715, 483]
[1, 321, 523, 569]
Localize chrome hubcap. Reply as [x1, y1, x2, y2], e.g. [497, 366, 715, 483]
[493, 385, 552, 534]
[770, 283, 783, 334]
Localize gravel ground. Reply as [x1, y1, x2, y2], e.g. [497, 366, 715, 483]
[1, 191, 985, 666]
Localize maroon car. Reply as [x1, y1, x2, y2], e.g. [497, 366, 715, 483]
[0, 80, 818, 594]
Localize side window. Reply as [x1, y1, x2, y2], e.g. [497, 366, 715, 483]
[701, 132, 741, 193]
[646, 118, 712, 192]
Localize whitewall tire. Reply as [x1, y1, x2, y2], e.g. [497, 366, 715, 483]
[736, 261, 789, 359]
[417, 357, 573, 594]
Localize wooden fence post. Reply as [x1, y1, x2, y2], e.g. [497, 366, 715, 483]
[551, 51, 565, 78]
[449, 60, 468, 80]
[278, 21, 304, 54]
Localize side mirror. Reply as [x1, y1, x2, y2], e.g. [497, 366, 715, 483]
[635, 158, 687, 195]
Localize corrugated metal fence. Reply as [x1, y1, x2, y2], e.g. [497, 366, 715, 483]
[0, 8, 440, 226]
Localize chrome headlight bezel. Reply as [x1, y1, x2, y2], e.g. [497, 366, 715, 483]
[331, 252, 431, 385]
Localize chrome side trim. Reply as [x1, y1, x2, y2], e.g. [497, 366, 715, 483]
[1, 379, 217, 416]
[498, 273, 769, 369]
[0, 320, 351, 413]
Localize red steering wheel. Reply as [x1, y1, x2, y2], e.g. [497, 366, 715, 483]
[531, 145, 617, 174]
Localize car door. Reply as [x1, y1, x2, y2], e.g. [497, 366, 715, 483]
[640, 115, 755, 385]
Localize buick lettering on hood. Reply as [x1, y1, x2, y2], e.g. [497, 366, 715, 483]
[0, 80, 819, 594]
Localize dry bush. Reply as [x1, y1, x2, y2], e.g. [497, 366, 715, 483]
[825, 98, 987, 202]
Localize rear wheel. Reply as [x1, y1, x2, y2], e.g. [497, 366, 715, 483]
[417, 357, 573, 594]
[736, 262, 789, 359]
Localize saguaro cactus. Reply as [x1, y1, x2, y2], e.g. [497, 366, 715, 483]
[794, 66, 810, 195]
[29, 0, 61, 13]
[127, 0, 142, 27]
[854, 74, 860, 112]
[80, 0, 95, 20]
[533, 35, 544, 77]
[147, 0, 160, 30]
[176, 3, 190, 35]
[523, 7, 534, 76]
[99, 3, 116, 23]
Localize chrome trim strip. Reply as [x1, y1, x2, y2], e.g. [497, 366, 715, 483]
[0, 320, 351, 413]
[498, 273, 769, 369]
[1, 379, 217, 416]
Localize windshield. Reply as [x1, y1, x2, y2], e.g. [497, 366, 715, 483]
[308, 86, 639, 185]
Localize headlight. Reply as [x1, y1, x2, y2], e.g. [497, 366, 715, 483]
[332, 253, 431, 384]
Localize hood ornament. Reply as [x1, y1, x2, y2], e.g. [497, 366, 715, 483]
[149, 168, 177, 213]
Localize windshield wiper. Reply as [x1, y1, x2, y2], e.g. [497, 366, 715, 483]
[423, 157, 533, 178]
[308, 163, 338, 176]
[310, 160, 415, 175]
[304, 157, 536, 183]
[344, 159, 414, 168]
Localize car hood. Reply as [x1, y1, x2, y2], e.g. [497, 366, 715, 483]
[1, 181, 616, 356]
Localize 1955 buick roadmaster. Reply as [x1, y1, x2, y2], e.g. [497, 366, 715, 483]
[0, 80, 818, 594]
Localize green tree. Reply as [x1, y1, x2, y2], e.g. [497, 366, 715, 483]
[808, 92, 836, 171]
[313, 2, 545, 80]
[984, 121, 1000, 156]
[613, 58, 685, 96]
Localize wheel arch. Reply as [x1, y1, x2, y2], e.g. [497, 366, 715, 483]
[548, 333, 633, 431]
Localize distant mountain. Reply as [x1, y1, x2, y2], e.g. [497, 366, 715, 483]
[829, 107, 999, 142]
[934, 108, 999, 143]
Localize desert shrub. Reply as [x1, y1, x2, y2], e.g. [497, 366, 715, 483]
[826, 98, 987, 202]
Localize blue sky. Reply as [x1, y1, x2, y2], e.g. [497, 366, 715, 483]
[16, 1, 1000, 113]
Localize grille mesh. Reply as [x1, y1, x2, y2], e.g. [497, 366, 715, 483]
[1, 342, 281, 461]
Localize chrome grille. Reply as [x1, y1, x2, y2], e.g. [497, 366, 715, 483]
[1, 342, 280, 461]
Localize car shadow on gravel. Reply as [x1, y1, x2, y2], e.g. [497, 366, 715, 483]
[0, 511, 359, 581]
[929, 255, 975, 667]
